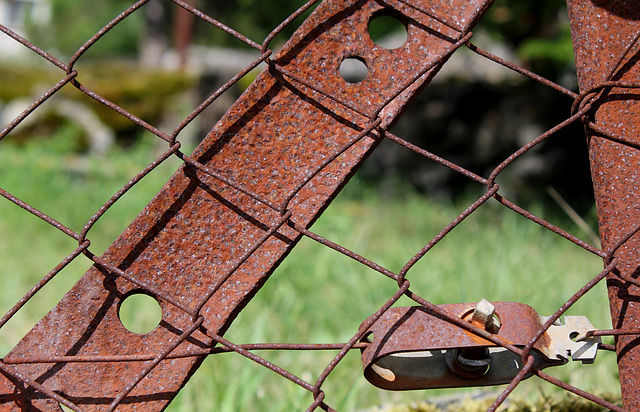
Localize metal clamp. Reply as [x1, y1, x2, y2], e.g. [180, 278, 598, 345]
[360, 301, 601, 390]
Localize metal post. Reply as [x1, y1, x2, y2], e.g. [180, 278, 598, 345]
[567, 0, 640, 408]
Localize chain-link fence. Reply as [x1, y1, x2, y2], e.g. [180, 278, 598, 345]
[1, 0, 639, 410]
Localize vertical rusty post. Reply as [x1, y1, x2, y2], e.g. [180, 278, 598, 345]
[567, 0, 640, 408]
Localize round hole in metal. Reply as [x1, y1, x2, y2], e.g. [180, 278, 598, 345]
[339, 56, 369, 83]
[118, 292, 162, 334]
[368, 13, 408, 49]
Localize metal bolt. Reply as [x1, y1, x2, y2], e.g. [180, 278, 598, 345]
[445, 347, 492, 380]
[470, 298, 501, 334]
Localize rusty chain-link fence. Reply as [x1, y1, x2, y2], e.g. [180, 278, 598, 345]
[1, 0, 640, 410]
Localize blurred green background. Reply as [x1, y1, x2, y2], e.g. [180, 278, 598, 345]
[0, 0, 619, 410]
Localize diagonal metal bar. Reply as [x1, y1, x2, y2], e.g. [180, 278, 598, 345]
[1, 0, 494, 410]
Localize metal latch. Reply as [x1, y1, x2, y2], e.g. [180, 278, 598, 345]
[360, 300, 601, 390]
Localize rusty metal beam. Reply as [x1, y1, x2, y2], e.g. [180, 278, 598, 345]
[567, 0, 640, 409]
[0, 0, 493, 409]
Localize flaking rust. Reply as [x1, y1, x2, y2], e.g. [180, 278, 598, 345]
[568, 0, 640, 409]
[0, 0, 493, 410]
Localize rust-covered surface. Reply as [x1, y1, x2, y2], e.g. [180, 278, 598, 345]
[1, 0, 639, 410]
[0, 0, 493, 410]
[360, 302, 554, 390]
[567, 0, 640, 409]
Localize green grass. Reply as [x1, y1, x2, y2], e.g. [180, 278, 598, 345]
[367, 392, 623, 411]
[0, 135, 620, 411]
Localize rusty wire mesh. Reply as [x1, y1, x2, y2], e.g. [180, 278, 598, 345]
[0, 0, 638, 411]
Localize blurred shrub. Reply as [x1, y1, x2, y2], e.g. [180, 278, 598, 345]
[0, 62, 194, 148]
[27, 0, 144, 59]
[71, 62, 195, 133]
[482, 0, 575, 81]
